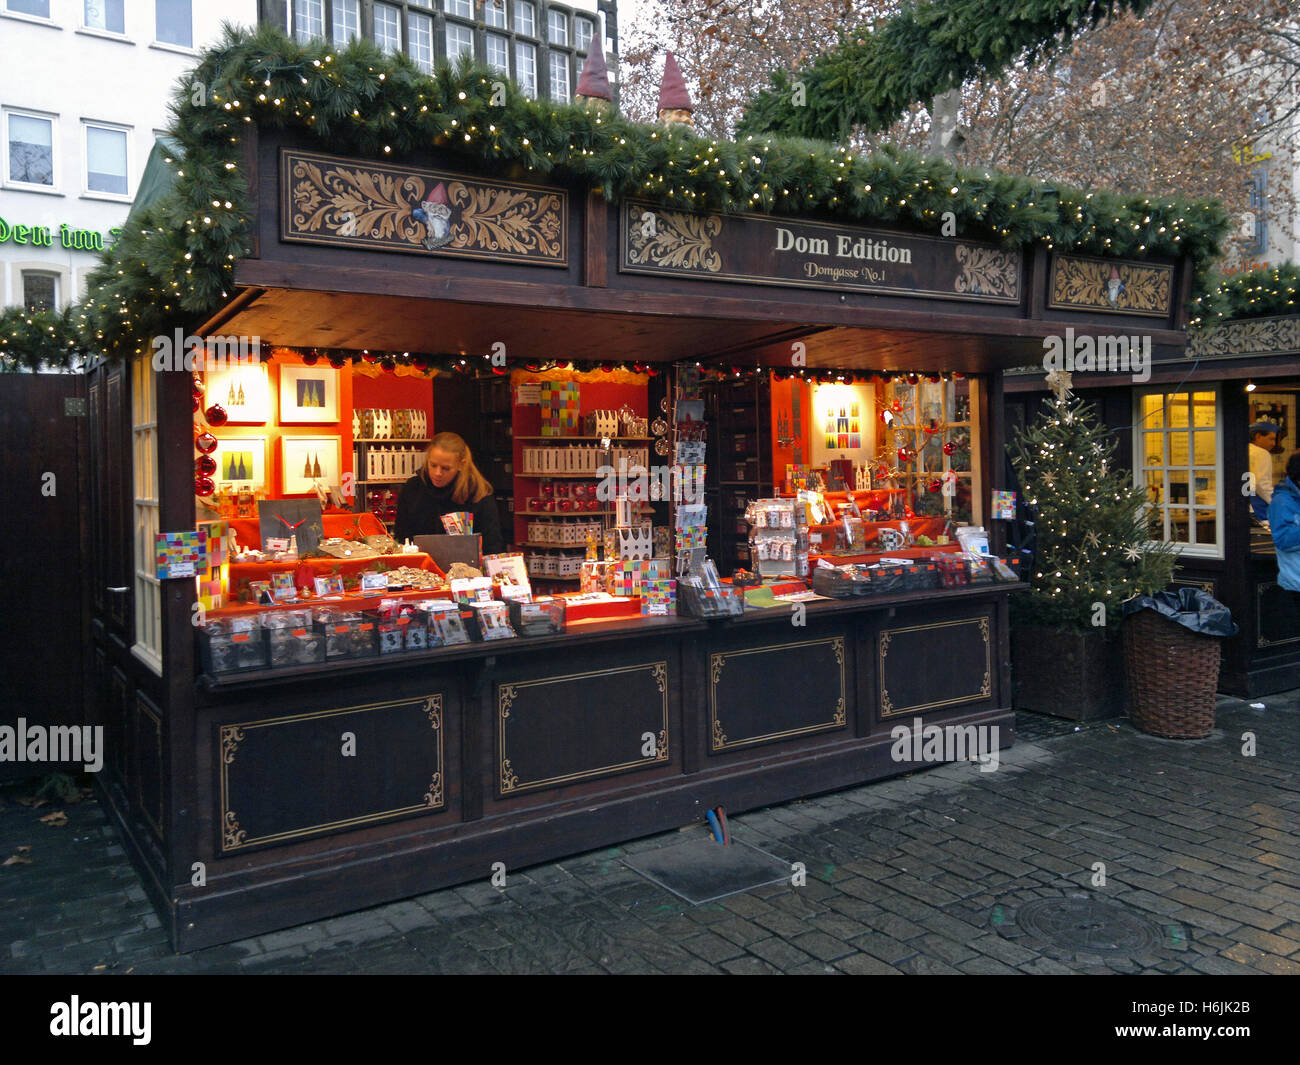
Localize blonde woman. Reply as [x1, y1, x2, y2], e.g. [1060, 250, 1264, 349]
[393, 432, 505, 554]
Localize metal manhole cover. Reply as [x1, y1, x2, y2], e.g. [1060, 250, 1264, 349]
[991, 896, 1182, 960]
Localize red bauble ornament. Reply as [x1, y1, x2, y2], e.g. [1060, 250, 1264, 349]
[301, 350, 320, 366]
[523, 360, 543, 372]
[646, 366, 661, 377]
[380, 357, 396, 373]
[600, 361, 617, 373]
[907, 373, 919, 385]
[361, 350, 378, 364]
[943, 441, 956, 456]
[928, 479, 942, 493]
[891, 399, 904, 413]
[195, 455, 217, 475]
[329, 355, 347, 369]
[196, 431, 218, 454]
[412, 354, 431, 371]
[923, 423, 940, 435]
[191, 375, 205, 398]
[193, 394, 201, 412]
[204, 404, 228, 427]
[490, 364, 507, 376]
[898, 447, 915, 463]
[928, 375, 941, 384]
[194, 474, 215, 496]
[952, 372, 965, 380]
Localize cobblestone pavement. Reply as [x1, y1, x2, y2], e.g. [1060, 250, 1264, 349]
[2, 693, 1298, 975]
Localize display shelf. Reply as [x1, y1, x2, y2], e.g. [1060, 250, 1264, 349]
[514, 435, 651, 442]
[353, 438, 432, 443]
[520, 541, 591, 549]
[519, 472, 616, 479]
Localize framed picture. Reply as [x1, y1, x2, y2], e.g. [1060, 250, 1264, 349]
[205, 364, 270, 424]
[279, 365, 339, 423]
[281, 436, 342, 494]
[211, 437, 267, 491]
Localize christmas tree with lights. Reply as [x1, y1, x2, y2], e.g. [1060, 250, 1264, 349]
[1009, 379, 1175, 633]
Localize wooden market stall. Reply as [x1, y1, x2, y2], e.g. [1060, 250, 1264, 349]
[77, 45, 1207, 951]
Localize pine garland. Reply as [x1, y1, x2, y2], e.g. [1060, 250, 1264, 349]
[4, 25, 1229, 370]
[1009, 392, 1176, 633]
[1188, 262, 1300, 329]
[736, 0, 1154, 142]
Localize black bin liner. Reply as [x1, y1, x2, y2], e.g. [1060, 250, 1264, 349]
[1122, 587, 1239, 637]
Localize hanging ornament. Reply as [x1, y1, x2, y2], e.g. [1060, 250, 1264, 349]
[928, 479, 943, 493]
[204, 404, 228, 427]
[192, 394, 201, 413]
[523, 359, 543, 372]
[928, 375, 941, 383]
[301, 349, 320, 366]
[412, 354, 430, 371]
[880, 409, 895, 427]
[923, 421, 941, 435]
[380, 357, 396, 373]
[196, 431, 218, 454]
[194, 474, 215, 496]
[952, 372, 964, 380]
[191, 375, 205, 398]
[907, 373, 919, 385]
[897, 446, 917, 463]
[891, 399, 904, 413]
[943, 441, 956, 456]
[600, 361, 617, 373]
[329, 354, 347, 369]
[195, 455, 217, 476]
[490, 363, 508, 376]
[361, 350, 378, 364]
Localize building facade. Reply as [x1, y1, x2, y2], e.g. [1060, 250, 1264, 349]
[257, 0, 618, 103]
[0, 0, 259, 312]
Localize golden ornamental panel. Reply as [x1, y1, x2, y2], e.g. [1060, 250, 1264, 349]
[709, 637, 848, 751]
[878, 616, 992, 717]
[954, 244, 1018, 300]
[1188, 316, 1300, 360]
[624, 206, 723, 272]
[281, 149, 567, 265]
[496, 661, 671, 794]
[1048, 255, 1172, 316]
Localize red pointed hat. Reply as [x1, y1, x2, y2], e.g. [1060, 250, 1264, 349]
[657, 52, 692, 112]
[576, 34, 612, 101]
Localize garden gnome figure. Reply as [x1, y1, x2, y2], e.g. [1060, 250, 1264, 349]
[657, 52, 694, 127]
[576, 34, 613, 112]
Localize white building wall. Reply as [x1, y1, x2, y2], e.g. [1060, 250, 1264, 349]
[0, 1, 258, 311]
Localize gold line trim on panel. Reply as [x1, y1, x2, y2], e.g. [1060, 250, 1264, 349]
[1256, 581, 1300, 648]
[218, 693, 446, 853]
[709, 636, 848, 751]
[879, 616, 992, 717]
[497, 661, 670, 794]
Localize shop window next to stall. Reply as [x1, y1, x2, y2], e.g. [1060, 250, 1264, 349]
[1136, 389, 1223, 558]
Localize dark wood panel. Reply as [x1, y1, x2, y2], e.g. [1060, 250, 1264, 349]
[878, 612, 994, 719]
[708, 633, 849, 753]
[495, 659, 671, 796]
[134, 693, 165, 842]
[1256, 580, 1300, 649]
[217, 691, 452, 854]
[109, 666, 131, 782]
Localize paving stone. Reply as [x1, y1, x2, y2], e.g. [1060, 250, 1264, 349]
[833, 952, 903, 975]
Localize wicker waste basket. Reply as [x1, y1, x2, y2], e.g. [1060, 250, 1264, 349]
[1121, 611, 1222, 739]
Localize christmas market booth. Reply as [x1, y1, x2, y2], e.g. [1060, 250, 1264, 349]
[66, 29, 1220, 950]
[1004, 266, 1300, 697]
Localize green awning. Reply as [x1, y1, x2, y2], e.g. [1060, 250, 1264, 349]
[127, 135, 184, 223]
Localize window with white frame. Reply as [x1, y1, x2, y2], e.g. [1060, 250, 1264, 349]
[1136, 388, 1222, 555]
[22, 271, 58, 312]
[85, 122, 129, 196]
[132, 357, 162, 674]
[484, 0, 507, 28]
[409, 10, 434, 71]
[574, 15, 593, 51]
[155, 0, 192, 47]
[445, 21, 473, 62]
[445, 0, 472, 17]
[6, 0, 51, 17]
[331, 0, 358, 44]
[549, 51, 569, 101]
[292, 0, 322, 42]
[486, 32, 509, 74]
[5, 110, 54, 187]
[513, 0, 534, 37]
[373, 2, 401, 54]
[84, 0, 125, 33]
[515, 40, 536, 96]
[547, 8, 567, 45]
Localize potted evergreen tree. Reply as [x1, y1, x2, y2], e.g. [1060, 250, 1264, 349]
[1008, 379, 1176, 719]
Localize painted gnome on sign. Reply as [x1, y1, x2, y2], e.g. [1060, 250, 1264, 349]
[1104, 264, 1126, 309]
[413, 183, 453, 250]
[657, 52, 694, 128]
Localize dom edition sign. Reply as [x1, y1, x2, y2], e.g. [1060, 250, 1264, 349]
[619, 200, 1022, 304]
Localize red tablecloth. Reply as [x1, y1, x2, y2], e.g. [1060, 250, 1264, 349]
[225, 552, 444, 604]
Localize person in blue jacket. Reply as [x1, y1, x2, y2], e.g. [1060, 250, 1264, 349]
[1268, 451, 1300, 596]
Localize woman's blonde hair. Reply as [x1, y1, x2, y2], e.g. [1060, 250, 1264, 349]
[424, 432, 493, 505]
